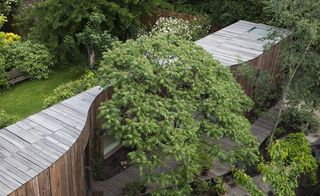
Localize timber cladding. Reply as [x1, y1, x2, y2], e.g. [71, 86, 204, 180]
[2, 86, 109, 196]
[196, 20, 288, 97]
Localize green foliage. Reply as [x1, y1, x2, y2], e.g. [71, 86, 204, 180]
[145, 16, 210, 41]
[43, 72, 96, 107]
[192, 179, 209, 194]
[98, 34, 258, 195]
[235, 62, 279, 118]
[76, 12, 117, 68]
[0, 110, 19, 129]
[123, 181, 145, 196]
[265, 0, 320, 110]
[259, 133, 318, 195]
[0, 57, 8, 89]
[3, 41, 52, 79]
[0, 66, 85, 118]
[15, 0, 159, 65]
[0, 15, 6, 28]
[280, 107, 318, 134]
[0, 0, 19, 16]
[208, 177, 228, 196]
[233, 169, 265, 196]
[162, 0, 267, 27]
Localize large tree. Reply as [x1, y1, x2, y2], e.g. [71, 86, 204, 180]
[97, 34, 259, 194]
[15, 0, 160, 65]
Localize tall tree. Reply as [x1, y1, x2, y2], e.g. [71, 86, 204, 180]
[15, 0, 159, 65]
[98, 34, 259, 195]
[265, 0, 320, 145]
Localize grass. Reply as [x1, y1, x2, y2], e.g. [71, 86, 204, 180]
[0, 66, 85, 119]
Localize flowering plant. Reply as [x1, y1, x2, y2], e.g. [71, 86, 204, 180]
[141, 16, 210, 41]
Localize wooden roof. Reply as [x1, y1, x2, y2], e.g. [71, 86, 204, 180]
[0, 86, 102, 195]
[196, 20, 286, 66]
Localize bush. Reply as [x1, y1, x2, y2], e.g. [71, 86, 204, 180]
[0, 110, 19, 129]
[192, 179, 209, 194]
[3, 41, 53, 79]
[144, 16, 210, 41]
[123, 182, 146, 196]
[43, 72, 96, 107]
[0, 57, 8, 89]
[280, 107, 318, 134]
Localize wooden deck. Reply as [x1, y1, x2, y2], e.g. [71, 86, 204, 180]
[92, 105, 279, 196]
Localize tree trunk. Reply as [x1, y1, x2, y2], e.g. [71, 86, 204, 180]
[87, 46, 95, 70]
[268, 40, 313, 147]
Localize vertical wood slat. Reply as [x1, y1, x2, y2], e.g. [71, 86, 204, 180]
[8, 88, 108, 196]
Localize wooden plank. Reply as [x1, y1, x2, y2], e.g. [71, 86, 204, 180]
[44, 136, 69, 151]
[0, 136, 20, 154]
[0, 170, 21, 190]
[0, 160, 31, 181]
[0, 164, 27, 184]
[49, 133, 74, 147]
[6, 124, 42, 144]
[26, 178, 40, 196]
[0, 129, 29, 149]
[26, 145, 57, 163]
[12, 153, 43, 173]
[52, 103, 86, 120]
[0, 180, 13, 195]
[33, 142, 62, 160]
[41, 109, 85, 131]
[18, 149, 52, 167]
[50, 107, 86, 124]
[36, 112, 81, 136]
[28, 114, 62, 132]
[37, 169, 51, 196]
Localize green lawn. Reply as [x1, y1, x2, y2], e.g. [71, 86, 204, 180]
[0, 66, 85, 119]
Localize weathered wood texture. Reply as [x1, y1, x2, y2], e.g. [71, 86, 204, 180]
[2, 86, 109, 196]
[196, 20, 288, 96]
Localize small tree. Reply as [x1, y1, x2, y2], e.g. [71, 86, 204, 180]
[76, 13, 117, 69]
[265, 0, 320, 145]
[98, 34, 259, 194]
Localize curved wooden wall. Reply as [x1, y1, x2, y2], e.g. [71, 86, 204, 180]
[230, 41, 282, 96]
[4, 87, 109, 196]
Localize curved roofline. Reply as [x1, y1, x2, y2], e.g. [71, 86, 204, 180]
[0, 86, 103, 195]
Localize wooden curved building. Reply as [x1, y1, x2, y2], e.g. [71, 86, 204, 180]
[0, 20, 288, 196]
[0, 87, 110, 196]
[196, 20, 288, 95]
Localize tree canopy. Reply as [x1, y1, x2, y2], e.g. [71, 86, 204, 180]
[98, 34, 259, 194]
[15, 0, 160, 65]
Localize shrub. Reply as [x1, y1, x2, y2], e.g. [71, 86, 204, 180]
[145, 16, 210, 41]
[280, 107, 318, 134]
[259, 133, 318, 195]
[43, 72, 96, 107]
[3, 41, 53, 79]
[0, 32, 20, 46]
[192, 179, 209, 194]
[123, 182, 145, 196]
[0, 110, 19, 129]
[0, 57, 8, 89]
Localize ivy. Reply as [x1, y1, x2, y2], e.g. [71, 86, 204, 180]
[98, 34, 259, 194]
